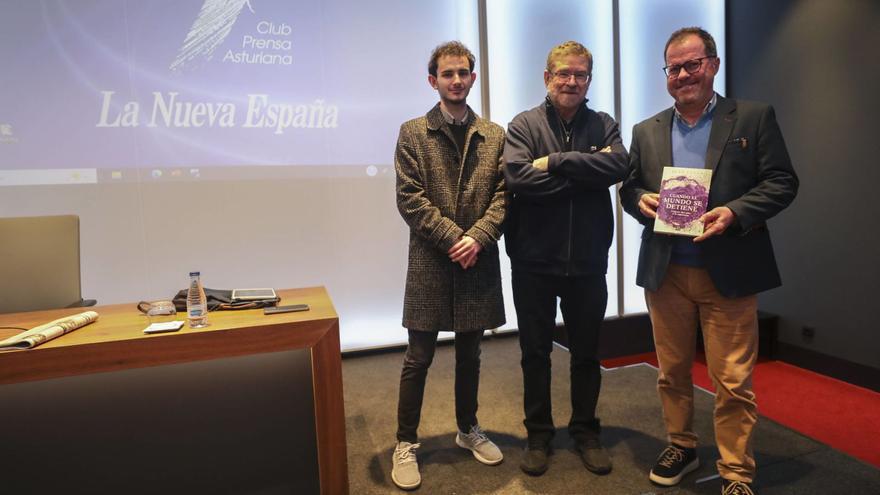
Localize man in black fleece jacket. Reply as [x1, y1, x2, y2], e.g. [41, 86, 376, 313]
[503, 40, 629, 478]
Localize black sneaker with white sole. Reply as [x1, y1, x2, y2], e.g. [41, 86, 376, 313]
[649, 443, 699, 486]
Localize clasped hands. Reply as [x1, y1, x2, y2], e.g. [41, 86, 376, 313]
[448, 235, 482, 269]
[531, 146, 612, 171]
[638, 193, 735, 242]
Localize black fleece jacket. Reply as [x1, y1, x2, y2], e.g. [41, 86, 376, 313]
[503, 98, 629, 276]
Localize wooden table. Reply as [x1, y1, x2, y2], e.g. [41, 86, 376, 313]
[0, 286, 348, 494]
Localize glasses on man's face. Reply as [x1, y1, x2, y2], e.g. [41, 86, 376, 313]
[552, 71, 591, 84]
[663, 56, 713, 78]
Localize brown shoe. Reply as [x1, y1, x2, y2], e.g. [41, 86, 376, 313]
[520, 441, 550, 476]
[574, 436, 612, 475]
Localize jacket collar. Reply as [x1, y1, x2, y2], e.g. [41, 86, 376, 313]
[544, 95, 589, 125]
[426, 103, 483, 134]
[652, 94, 737, 171]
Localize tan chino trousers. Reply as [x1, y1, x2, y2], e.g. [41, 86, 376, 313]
[646, 264, 759, 482]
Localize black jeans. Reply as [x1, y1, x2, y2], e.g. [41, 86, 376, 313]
[396, 329, 482, 443]
[512, 269, 607, 444]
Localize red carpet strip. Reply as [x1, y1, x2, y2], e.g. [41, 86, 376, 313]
[601, 353, 880, 468]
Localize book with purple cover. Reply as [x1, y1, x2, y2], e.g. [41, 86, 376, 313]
[654, 166, 713, 237]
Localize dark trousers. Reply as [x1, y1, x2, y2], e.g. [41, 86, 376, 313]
[512, 269, 607, 444]
[396, 329, 482, 443]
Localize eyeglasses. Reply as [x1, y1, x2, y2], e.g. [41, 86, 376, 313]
[552, 71, 591, 84]
[663, 56, 714, 78]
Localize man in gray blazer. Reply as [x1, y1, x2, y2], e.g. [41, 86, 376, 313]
[392, 41, 507, 491]
[620, 27, 798, 495]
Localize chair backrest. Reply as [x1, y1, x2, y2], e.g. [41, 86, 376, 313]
[0, 215, 84, 314]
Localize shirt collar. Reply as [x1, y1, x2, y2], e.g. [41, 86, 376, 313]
[440, 106, 470, 126]
[674, 93, 717, 128]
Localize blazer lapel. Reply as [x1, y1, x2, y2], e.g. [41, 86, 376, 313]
[706, 96, 737, 171]
[652, 109, 674, 167]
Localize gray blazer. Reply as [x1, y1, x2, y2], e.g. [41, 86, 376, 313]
[620, 96, 799, 297]
[395, 104, 507, 331]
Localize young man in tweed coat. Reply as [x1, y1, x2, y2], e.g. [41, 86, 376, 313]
[391, 41, 507, 491]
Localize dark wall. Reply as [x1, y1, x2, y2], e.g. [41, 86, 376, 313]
[727, 0, 880, 368]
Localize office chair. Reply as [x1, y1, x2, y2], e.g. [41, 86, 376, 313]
[0, 215, 97, 314]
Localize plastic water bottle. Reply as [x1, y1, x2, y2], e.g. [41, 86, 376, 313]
[186, 271, 209, 328]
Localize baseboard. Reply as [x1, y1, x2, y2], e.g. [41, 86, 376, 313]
[342, 329, 519, 359]
[555, 311, 781, 360]
[775, 342, 880, 393]
[343, 320, 879, 393]
[553, 313, 655, 359]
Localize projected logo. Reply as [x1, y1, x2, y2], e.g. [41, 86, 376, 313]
[170, 0, 255, 72]
[0, 123, 18, 144]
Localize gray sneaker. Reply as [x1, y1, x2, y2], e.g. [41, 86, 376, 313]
[391, 441, 421, 490]
[455, 425, 504, 465]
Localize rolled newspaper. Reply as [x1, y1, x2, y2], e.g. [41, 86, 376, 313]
[0, 311, 99, 351]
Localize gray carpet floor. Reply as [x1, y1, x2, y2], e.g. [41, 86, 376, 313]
[343, 334, 880, 494]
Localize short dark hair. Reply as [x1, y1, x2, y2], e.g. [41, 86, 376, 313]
[428, 41, 476, 77]
[664, 27, 717, 62]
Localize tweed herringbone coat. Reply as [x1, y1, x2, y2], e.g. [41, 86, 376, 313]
[395, 104, 507, 332]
